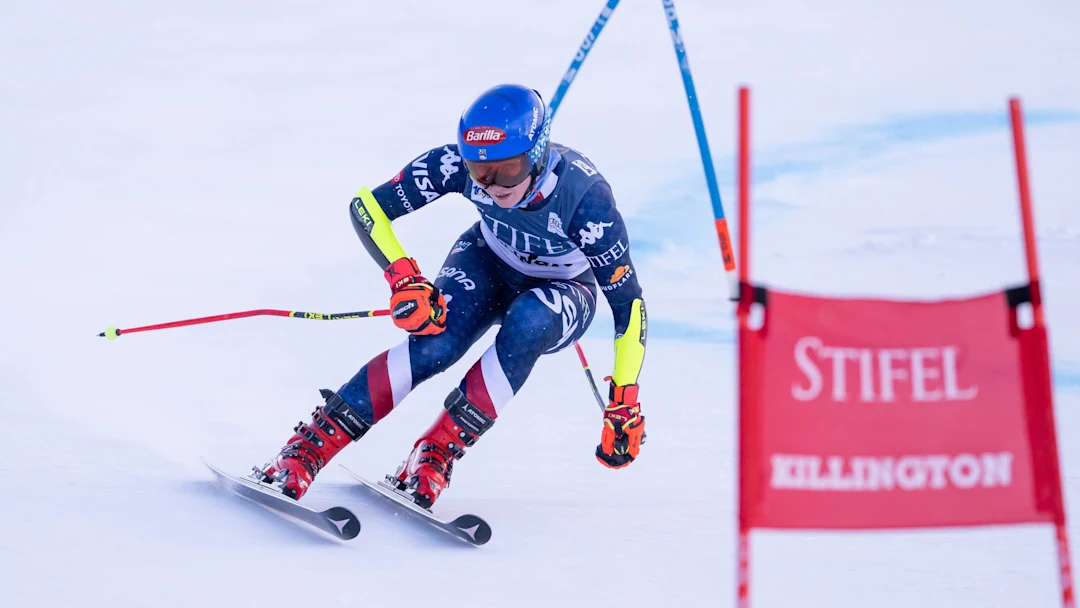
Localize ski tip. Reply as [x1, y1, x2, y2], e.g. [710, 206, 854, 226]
[201, 458, 228, 482]
[338, 463, 364, 480]
[200, 458, 235, 481]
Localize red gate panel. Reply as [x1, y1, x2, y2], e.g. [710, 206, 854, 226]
[739, 287, 1063, 530]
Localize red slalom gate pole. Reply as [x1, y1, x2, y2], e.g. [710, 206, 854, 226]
[737, 86, 751, 310]
[1059, 523, 1077, 608]
[736, 84, 752, 608]
[1009, 97, 1045, 328]
[98, 308, 391, 340]
[1009, 97, 1075, 608]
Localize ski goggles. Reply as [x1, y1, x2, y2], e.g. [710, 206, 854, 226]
[465, 153, 532, 188]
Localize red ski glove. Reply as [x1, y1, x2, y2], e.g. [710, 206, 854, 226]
[384, 257, 447, 336]
[596, 379, 645, 469]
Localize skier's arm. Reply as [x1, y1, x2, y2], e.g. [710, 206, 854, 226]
[570, 181, 647, 469]
[568, 181, 647, 386]
[350, 187, 408, 269]
[349, 144, 468, 268]
[349, 145, 467, 336]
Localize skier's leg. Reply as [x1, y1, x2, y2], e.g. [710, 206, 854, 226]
[258, 224, 506, 500]
[394, 277, 598, 507]
[335, 227, 506, 423]
[464, 277, 599, 408]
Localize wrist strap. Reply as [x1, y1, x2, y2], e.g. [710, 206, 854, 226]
[608, 381, 640, 405]
[384, 257, 422, 289]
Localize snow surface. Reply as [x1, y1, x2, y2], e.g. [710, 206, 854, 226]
[2, 1, 1079, 606]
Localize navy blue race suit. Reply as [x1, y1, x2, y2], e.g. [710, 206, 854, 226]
[339, 143, 646, 424]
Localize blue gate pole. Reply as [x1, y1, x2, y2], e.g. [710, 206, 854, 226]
[661, 0, 738, 299]
[549, 0, 622, 118]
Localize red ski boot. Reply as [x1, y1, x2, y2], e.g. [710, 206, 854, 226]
[256, 389, 371, 500]
[392, 388, 494, 509]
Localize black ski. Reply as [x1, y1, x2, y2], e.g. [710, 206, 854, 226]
[203, 459, 361, 541]
[339, 465, 491, 546]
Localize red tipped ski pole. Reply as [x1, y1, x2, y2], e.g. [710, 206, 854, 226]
[574, 341, 607, 413]
[98, 308, 391, 340]
[100, 307, 610, 418]
[574, 341, 645, 446]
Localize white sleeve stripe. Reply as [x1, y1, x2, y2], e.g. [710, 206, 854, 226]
[387, 339, 413, 407]
[480, 343, 516, 414]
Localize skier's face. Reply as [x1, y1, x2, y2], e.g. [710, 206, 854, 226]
[485, 176, 534, 208]
[466, 153, 534, 208]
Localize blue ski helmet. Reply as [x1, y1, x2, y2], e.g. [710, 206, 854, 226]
[457, 84, 552, 195]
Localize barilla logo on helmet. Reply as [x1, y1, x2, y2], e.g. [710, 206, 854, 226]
[463, 126, 506, 145]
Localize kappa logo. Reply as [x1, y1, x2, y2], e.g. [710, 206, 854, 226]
[571, 159, 597, 177]
[547, 212, 567, 238]
[451, 240, 472, 255]
[463, 127, 506, 145]
[578, 221, 613, 246]
[440, 146, 461, 186]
